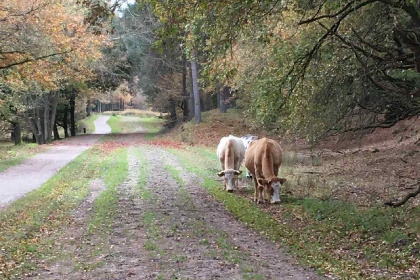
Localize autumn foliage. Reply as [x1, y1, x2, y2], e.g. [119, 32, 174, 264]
[0, 0, 104, 89]
[0, 0, 109, 144]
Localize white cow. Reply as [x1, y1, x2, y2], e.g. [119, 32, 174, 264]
[216, 135, 246, 192]
[241, 134, 259, 178]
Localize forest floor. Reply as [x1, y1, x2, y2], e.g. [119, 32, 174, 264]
[0, 111, 418, 280]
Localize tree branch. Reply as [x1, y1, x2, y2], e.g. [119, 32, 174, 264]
[0, 49, 72, 70]
[384, 185, 420, 207]
[299, 0, 357, 25]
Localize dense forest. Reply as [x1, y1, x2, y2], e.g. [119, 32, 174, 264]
[1, 0, 419, 143]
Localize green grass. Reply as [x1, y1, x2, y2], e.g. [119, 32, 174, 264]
[164, 164, 183, 186]
[102, 109, 161, 118]
[144, 240, 157, 251]
[106, 115, 164, 137]
[79, 114, 99, 134]
[134, 148, 153, 200]
[169, 147, 420, 280]
[87, 148, 128, 234]
[139, 116, 165, 138]
[107, 115, 123, 133]
[0, 142, 45, 172]
[0, 147, 105, 278]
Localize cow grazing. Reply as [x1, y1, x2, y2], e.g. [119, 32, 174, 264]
[241, 134, 258, 178]
[216, 135, 245, 192]
[245, 138, 286, 204]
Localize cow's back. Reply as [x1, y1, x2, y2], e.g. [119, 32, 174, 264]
[245, 138, 282, 177]
[217, 135, 245, 169]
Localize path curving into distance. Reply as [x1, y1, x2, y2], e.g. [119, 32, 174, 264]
[0, 115, 111, 208]
[92, 115, 111, 134]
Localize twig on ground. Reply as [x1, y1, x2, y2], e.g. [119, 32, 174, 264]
[384, 185, 420, 207]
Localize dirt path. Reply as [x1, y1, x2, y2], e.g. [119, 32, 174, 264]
[0, 116, 111, 207]
[26, 145, 323, 280]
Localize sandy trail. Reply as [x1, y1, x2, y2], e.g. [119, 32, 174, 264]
[0, 115, 111, 207]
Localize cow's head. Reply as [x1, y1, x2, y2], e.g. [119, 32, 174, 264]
[217, 169, 242, 192]
[257, 177, 286, 204]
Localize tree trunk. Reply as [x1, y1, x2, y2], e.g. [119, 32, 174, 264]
[29, 106, 44, 145]
[217, 86, 221, 110]
[49, 92, 59, 140]
[191, 51, 201, 123]
[44, 97, 51, 143]
[189, 64, 195, 120]
[63, 104, 69, 138]
[169, 96, 177, 122]
[37, 107, 45, 144]
[220, 87, 228, 113]
[70, 94, 76, 136]
[53, 123, 60, 140]
[87, 99, 91, 116]
[29, 117, 41, 144]
[182, 54, 189, 119]
[12, 122, 22, 145]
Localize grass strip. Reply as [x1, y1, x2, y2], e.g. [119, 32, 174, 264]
[107, 115, 123, 133]
[87, 148, 128, 234]
[134, 147, 152, 200]
[164, 164, 183, 187]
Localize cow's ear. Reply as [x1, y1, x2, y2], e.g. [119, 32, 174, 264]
[280, 178, 287, 184]
[257, 178, 267, 185]
[234, 170, 242, 175]
[217, 171, 225, 177]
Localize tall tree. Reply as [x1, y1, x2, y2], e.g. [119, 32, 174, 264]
[190, 51, 201, 123]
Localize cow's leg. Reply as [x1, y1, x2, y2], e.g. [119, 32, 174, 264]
[274, 164, 280, 176]
[254, 165, 263, 203]
[255, 186, 264, 204]
[253, 177, 258, 202]
[220, 155, 225, 171]
[254, 179, 265, 204]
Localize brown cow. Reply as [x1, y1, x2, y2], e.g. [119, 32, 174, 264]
[245, 138, 286, 204]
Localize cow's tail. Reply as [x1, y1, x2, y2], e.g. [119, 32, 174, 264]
[224, 139, 234, 169]
[262, 144, 275, 177]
